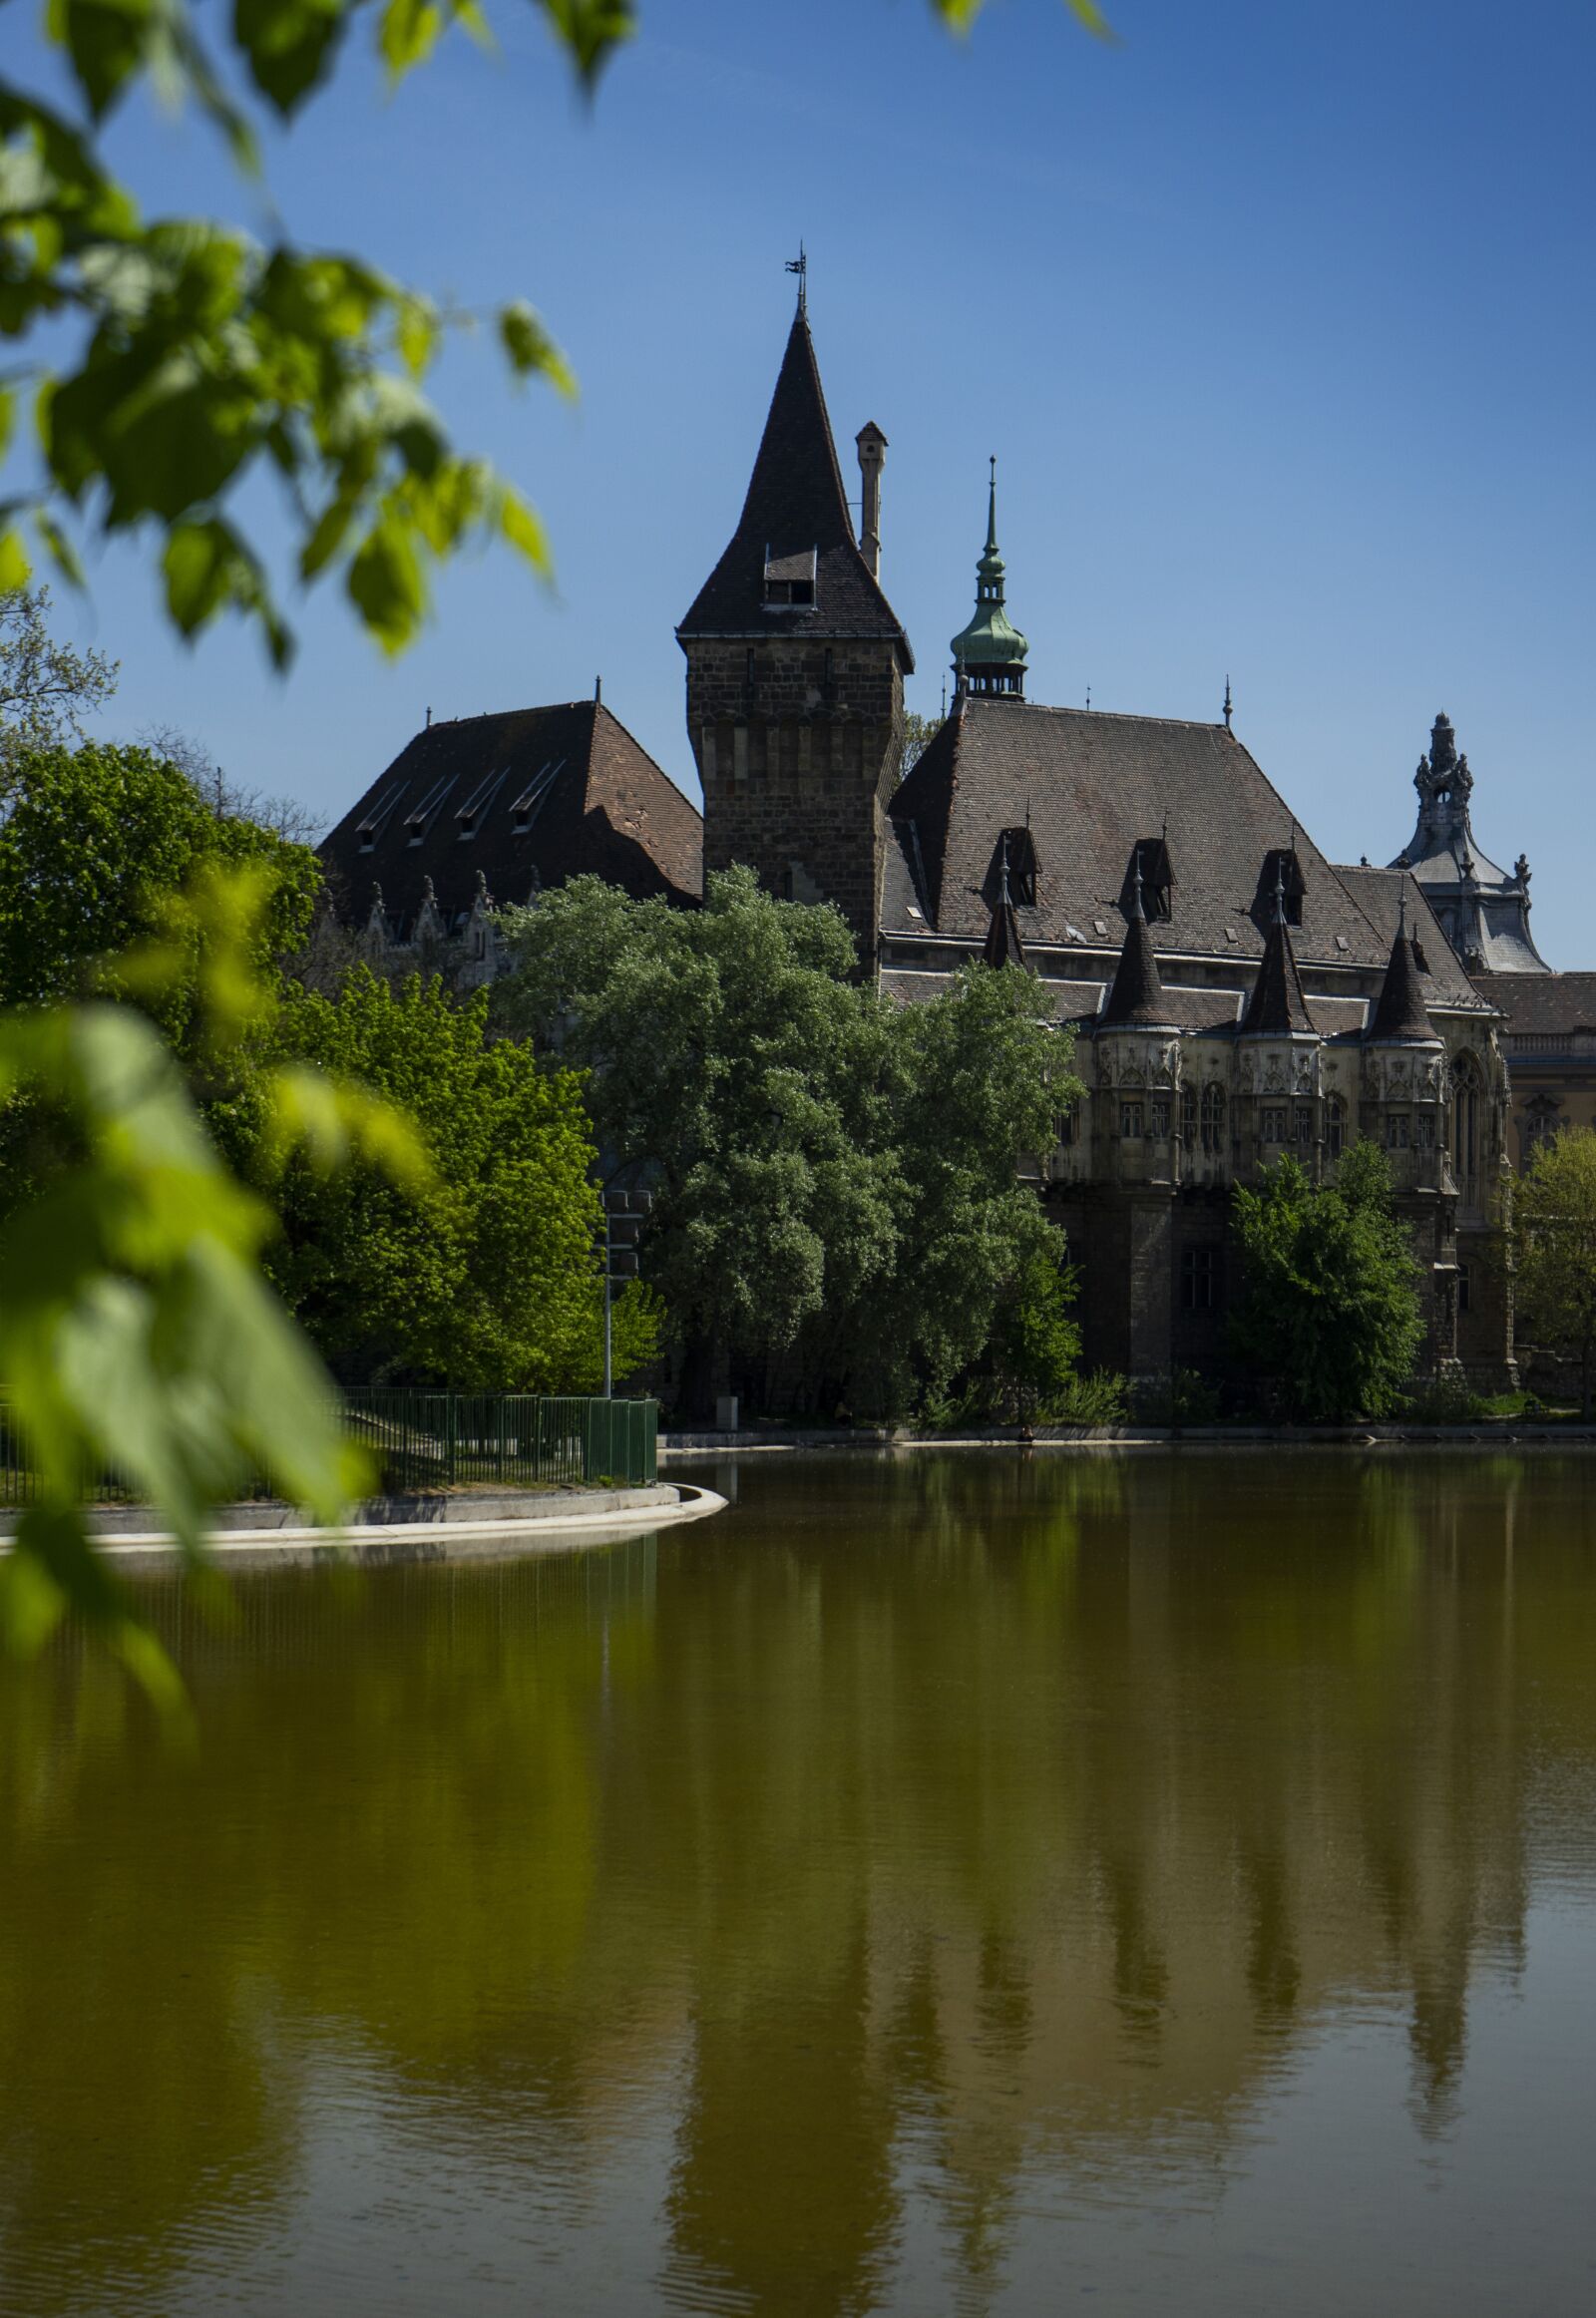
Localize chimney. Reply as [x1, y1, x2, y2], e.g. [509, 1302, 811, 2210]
[856, 422, 887, 580]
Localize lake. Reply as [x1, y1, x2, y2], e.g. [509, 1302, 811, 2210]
[3, 1449, 1596, 2315]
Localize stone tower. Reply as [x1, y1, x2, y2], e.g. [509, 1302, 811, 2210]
[677, 302, 913, 963]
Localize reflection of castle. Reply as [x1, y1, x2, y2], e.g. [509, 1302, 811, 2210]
[322, 301, 1537, 1387]
[0, 1456, 1583, 2314]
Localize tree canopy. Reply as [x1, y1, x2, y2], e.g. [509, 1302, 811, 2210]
[1228, 1142, 1425, 1421]
[1513, 1127, 1596, 1418]
[496, 867, 1080, 1417]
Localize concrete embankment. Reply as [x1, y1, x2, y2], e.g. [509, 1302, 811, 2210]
[2, 1482, 726, 1568]
[662, 1426, 1596, 1455]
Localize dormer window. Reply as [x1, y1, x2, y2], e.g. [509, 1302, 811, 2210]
[510, 758, 565, 834]
[764, 548, 817, 608]
[1255, 847, 1306, 928]
[403, 774, 456, 846]
[455, 768, 506, 841]
[985, 826, 1038, 910]
[355, 781, 407, 854]
[1119, 838, 1175, 925]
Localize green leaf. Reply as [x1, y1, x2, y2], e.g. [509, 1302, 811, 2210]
[500, 488, 552, 578]
[347, 513, 424, 651]
[379, 0, 445, 78]
[498, 301, 577, 396]
[537, 0, 635, 85]
[232, 0, 351, 115]
[34, 509, 85, 588]
[0, 531, 30, 591]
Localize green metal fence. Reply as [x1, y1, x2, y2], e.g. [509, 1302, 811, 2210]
[0, 1393, 658, 1509]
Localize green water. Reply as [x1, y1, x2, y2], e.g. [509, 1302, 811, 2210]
[4, 1450, 1596, 2315]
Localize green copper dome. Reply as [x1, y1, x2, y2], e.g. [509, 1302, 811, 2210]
[950, 459, 1028, 696]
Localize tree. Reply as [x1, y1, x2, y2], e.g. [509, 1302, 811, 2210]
[0, 742, 319, 1028]
[138, 722, 324, 846]
[496, 869, 1080, 1417]
[1228, 1142, 1425, 1421]
[0, 586, 117, 767]
[0, 2, 1107, 659]
[1513, 1127, 1596, 1418]
[896, 709, 944, 782]
[248, 967, 656, 1390]
[987, 1246, 1084, 1424]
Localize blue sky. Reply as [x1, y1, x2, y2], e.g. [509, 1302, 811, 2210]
[32, 0, 1596, 960]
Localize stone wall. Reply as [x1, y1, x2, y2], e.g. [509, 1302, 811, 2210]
[684, 636, 904, 961]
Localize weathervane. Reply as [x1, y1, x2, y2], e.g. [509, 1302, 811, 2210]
[785, 242, 807, 311]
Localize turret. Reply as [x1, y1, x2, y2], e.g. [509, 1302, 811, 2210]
[950, 460, 1028, 700]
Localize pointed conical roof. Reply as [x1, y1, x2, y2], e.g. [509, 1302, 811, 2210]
[677, 305, 911, 661]
[1368, 884, 1441, 1043]
[1100, 862, 1173, 1026]
[982, 834, 1028, 970]
[1242, 871, 1312, 1033]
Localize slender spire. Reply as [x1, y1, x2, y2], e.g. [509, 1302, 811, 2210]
[1223, 674, 1233, 730]
[1100, 848, 1173, 1027]
[950, 458, 1028, 698]
[1368, 878, 1440, 1043]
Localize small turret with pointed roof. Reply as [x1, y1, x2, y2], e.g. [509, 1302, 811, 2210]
[1100, 853, 1174, 1027]
[1368, 879, 1441, 1044]
[982, 831, 1029, 971]
[1242, 857, 1313, 1034]
[950, 459, 1028, 699]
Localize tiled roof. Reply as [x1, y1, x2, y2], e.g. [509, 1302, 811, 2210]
[319, 700, 702, 937]
[677, 307, 912, 664]
[1242, 917, 1313, 1035]
[1369, 928, 1441, 1044]
[1335, 868, 1490, 1013]
[1099, 889, 1176, 1028]
[1471, 973, 1596, 1036]
[886, 698, 1391, 967]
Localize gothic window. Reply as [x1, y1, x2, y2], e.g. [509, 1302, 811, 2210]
[1458, 1263, 1472, 1315]
[1120, 1099, 1144, 1139]
[1200, 1084, 1226, 1155]
[1179, 1085, 1197, 1145]
[1326, 1096, 1346, 1158]
[1261, 1105, 1287, 1145]
[1525, 1099, 1561, 1157]
[1387, 1112, 1410, 1150]
[1181, 1247, 1217, 1313]
[1150, 1095, 1171, 1138]
[1293, 1102, 1314, 1145]
[1451, 1054, 1482, 1183]
[1057, 1103, 1078, 1148]
[1415, 1112, 1436, 1150]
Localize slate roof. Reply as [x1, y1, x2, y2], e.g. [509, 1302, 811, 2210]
[886, 698, 1391, 967]
[1471, 974, 1596, 1037]
[1368, 927, 1441, 1044]
[1242, 915, 1313, 1035]
[1334, 868, 1491, 1014]
[1099, 884, 1176, 1028]
[319, 700, 702, 937]
[677, 307, 913, 665]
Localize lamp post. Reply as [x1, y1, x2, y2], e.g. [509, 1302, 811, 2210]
[598, 1189, 652, 1400]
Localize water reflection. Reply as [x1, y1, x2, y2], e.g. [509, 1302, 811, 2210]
[1, 1453, 1594, 2315]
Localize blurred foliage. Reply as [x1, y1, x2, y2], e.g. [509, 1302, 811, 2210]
[1, 2, 1106, 659]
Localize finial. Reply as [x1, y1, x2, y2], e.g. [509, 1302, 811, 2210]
[595, 673, 602, 704]
[1085, 684, 1091, 710]
[421, 875, 436, 905]
[1397, 877, 1407, 938]
[986, 455, 998, 555]
[1129, 845, 1146, 924]
[785, 242, 807, 312]
[1272, 853, 1287, 927]
[1223, 675, 1233, 730]
[425, 705, 432, 729]
[941, 673, 948, 716]
[998, 830, 1011, 908]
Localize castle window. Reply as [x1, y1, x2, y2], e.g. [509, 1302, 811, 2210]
[1327, 1096, 1347, 1158]
[1293, 1102, 1314, 1145]
[1387, 1112, 1410, 1150]
[1415, 1112, 1436, 1149]
[764, 548, 817, 608]
[1179, 1085, 1197, 1144]
[356, 780, 407, 853]
[1261, 1105, 1287, 1145]
[510, 759, 565, 834]
[1200, 1084, 1225, 1155]
[1119, 1099, 1144, 1139]
[1181, 1246, 1217, 1313]
[1118, 838, 1175, 925]
[404, 774, 456, 845]
[1150, 1095, 1170, 1139]
[456, 767, 506, 840]
[1057, 1102, 1078, 1149]
[1451, 1054, 1482, 1183]
[1458, 1262, 1472, 1316]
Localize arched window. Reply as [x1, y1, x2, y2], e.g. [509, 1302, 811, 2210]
[1326, 1095, 1346, 1159]
[1451, 1054, 1482, 1187]
[1200, 1084, 1225, 1156]
[1179, 1085, 1197, 1145]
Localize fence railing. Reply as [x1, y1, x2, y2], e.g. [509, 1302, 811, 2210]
[0, 1392, 658, 1510]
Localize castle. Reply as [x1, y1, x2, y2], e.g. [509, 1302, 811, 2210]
[323, 299, 1544, 1393]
